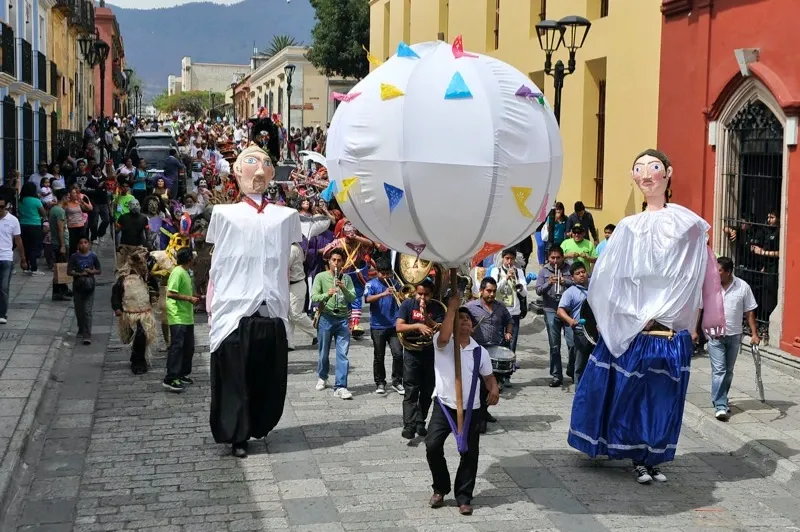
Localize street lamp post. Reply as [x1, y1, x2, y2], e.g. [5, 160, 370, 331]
[123, 67, 134, 115]
[133, 85, 141, 116]
[231, 81, 237, 125]
[534, 15, 591, 251]
[79, 28, 111, 165]
[284, 63, 296, 163]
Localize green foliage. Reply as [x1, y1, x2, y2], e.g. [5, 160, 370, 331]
[306, 0, 369, 80]
[263, 34, 302, 58]
[152, 90, 225, 117]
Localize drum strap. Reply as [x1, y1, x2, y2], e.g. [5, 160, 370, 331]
[436, 347, 482, 455]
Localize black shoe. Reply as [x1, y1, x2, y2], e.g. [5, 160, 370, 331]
[51, 294, 68, 301]
[179, 376, 194, 385]
[132, 365, 146, 375]
[64, 290, 73, 298]
[417, 425, 428, 437]
[83, 337, 92, 345]
[549, 377, 563, 388]
[312, 337, 318, 346]
[162, 379, 185, 393]
[232, 442, 248, 458]
[484, 412, 497, 423]
[401, 428, 415, 440]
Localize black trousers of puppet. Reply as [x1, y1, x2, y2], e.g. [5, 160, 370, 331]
[210, 315, 288, 445]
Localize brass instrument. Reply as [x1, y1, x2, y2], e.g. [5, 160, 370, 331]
[398, 296, 447, 351]
[555, 268, 563, 296]
[313, 267, 340, 329]
[397, 253, 434, 285]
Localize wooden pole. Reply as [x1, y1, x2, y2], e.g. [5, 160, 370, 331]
[449, 268, 464, 435]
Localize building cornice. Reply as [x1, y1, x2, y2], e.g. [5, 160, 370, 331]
[38, 0, 58, 10]
[661, 0, 691, 17]
[248, 46, 309, 84]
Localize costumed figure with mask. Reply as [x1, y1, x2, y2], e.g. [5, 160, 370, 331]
[115, 199, 149, 272]
[150, 228, 193, 349]
[206, 143, 301, 458]
[567, 149, 725, 484]
[111, 248, 160, 374]
[265, 181, 286, 206]
[321, 221, 374, 338]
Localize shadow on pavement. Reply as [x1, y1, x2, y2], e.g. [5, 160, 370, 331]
[732, 398, 797, 421]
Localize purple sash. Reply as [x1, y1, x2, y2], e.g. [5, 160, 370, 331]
[436, 346, 483, 454]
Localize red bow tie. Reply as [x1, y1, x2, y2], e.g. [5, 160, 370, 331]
[242, 195, 268, 213]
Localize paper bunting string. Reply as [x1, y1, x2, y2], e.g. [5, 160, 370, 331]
[444, 72, 472, 100]
[452, 35, 478, 59]
[336, 177, 359, 204]
[320, 180, 337, 202]
[331, 91, 362, 102]
[515, 85, 547, 107]
[511, 186, 534, 218]
[536, 193, 550, 223]
[342, 176, 358, 189]
[396, 42, 419, 59]
[381, 83, 405, 101]
[362, 45, 383, 67]
[471, 242, 505, 267]
[384, 183, 404, 213]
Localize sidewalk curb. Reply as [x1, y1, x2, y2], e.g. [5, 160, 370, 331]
[0, 336, 65, 515]
[682, 401, 800, 488]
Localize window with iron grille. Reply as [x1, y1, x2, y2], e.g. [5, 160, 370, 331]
[594, 80, 606, 209]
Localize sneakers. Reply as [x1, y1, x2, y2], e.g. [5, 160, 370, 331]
[333, 388, 353, 400]
[634, 465, 652, 484]
[715, 409, 729, 421]
[392, 383, 405, 395]
[30, 271, 45, 276]
[315, 378, 327, 391]
[179, 376, 194, 385]
[82, 337, 92, 345]
[162, 379, 185, 393]
[0, 317, 6, 325]
[375, 384, 386, 395]
[648, 466, 667, 482]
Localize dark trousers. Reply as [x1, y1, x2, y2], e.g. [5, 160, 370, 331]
[403, 349, 435, 431]
[426, 402, 482, 505]
[20, 225, 43, 272]
[210, 315, 288, 445]
[370, 327, 403, 386]
[51, 247, 69, 297]
[87, 210, 98, 242]
[73, 287, 95, 336]
[94, 204, 111, 240]
[166, 324, 195, 381]
[130, 322, 148, 370]
[68, 226, 86, 255]
[572, 329, 592, 385]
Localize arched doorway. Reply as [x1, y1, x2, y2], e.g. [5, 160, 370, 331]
[717, 99, 783, 340]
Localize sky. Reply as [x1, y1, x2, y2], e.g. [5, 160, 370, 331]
[108, 0, 243, 9]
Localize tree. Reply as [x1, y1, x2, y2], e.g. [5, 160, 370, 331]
[263, 34, 302, 58]
[152, 90, 225, 118]
[306, 0, 369, 80]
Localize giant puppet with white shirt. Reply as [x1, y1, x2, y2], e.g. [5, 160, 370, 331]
[205, 143, 302, 458]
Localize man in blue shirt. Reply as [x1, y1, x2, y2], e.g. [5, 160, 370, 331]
[163, 148, 185, 198]
[364, 259, 404, 395]
[596, 223, 615, 256]
[556, 262, 591, 384]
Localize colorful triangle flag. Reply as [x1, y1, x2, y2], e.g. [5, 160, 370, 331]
[342, 176, 359, 189]
[444, 72, 472, 100]
[384, 183, 404, 213]
[452, 35, 479, 59]
[536, 193, 550, 222]
[511, 186, 534, 218]
[405, 242, 427, 257]
[397, 42, 419, 59]
[320, 180, 337, 202]
[381, 83, 405, 101]
[363, 45, 383, 67]
[471, 242, 505, 267]
[331, 91, 362, 103]
[336, 177, 359, 204]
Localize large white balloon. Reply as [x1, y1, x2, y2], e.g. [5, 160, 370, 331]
[326, 39, 563, 266]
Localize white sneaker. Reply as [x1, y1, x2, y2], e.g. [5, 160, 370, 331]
[634, 465, 652, 484]
[315, 378, 327, 391]
[715, 409, 729, 421]
[334, 388, 353, 400]
[0, 317, 7, 324]
[30, 271, 45, 276]
[648, 466, 667, 482]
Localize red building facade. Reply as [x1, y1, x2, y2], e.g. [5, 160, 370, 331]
[658, 0, 800, 355]
[94, 5, 127, 119]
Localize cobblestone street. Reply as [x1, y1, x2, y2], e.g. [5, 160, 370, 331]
[5, 281, 800, 531]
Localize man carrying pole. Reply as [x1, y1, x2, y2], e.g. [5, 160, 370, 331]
[425, 272, 500, 516]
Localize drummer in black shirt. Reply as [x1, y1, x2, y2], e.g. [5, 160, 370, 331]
[396, 279, 445, 440]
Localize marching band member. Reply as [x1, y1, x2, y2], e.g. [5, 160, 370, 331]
[534, 246, 574, 387]
[396, 279, 445, 439]
[427, 295, 499, 516]
[555, 261, 591, 384]
[364, 257, 404, 395]
[489, 248, 528, 354]
[568, 149, 725, 484]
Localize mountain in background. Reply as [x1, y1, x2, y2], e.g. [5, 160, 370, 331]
[109, 0, 316, 102]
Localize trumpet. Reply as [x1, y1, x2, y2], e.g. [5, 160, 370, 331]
[555, 269, 563, 296]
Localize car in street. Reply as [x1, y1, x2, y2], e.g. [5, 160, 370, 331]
[124, 131, 187, 197]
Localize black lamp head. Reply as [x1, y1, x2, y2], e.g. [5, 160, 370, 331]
[558, 16, 591, 53]
[535, 19, 565, 54]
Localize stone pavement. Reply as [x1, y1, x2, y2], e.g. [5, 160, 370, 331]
[5, 299, 800, 530]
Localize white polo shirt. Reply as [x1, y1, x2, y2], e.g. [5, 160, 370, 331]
[721, 276, 758, 336]
[433, 332, 493, 410]
[0, 213, 21, 262]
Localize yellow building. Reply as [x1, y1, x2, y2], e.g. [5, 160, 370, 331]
[369, 0, 662, 231]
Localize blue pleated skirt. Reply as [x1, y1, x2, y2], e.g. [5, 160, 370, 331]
[567, 330, 693, 466]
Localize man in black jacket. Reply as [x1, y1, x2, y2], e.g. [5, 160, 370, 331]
[565, 201, 599, 245]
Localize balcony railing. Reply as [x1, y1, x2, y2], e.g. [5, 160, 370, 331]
[1, 23, 14, 77]
[36, 51, 46, 91]
[20, 39, 32, 86]
[50, 61, 58, 97]
[85, 1, 95, 32]
[70, 0, 82, 26]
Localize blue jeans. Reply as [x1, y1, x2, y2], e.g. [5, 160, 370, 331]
[0, 260, 12, 318]
[317, 313, 351, 389]
[544, 308, 574, 381]
[708, 334, 742, 411]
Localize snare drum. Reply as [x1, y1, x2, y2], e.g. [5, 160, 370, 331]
[487, 346, 516, 375]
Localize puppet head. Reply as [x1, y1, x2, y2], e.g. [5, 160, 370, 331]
[631, 149, 673, 210]
[145, 195, 161, 216]
[233, 144, 274, 195]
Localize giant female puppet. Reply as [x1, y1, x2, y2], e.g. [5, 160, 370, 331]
[206, 143, 302, 458]
[567, 149, 725, 484]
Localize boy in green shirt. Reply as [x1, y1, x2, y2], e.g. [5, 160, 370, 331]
[560, 223, 598, 274]
[163, 248, 199, 393]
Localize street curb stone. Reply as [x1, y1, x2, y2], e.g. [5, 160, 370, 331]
[0, 337, 65, 515]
